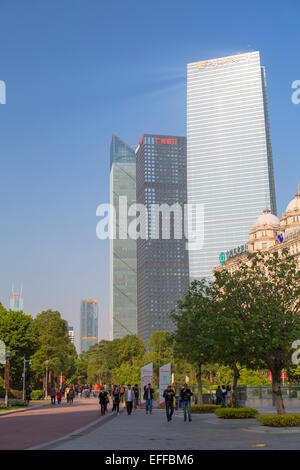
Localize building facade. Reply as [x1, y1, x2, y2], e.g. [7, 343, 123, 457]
[80, 299, 98, 353]
[187, 51, 277, 282]
[10, 286, 24, 312]
[214, 188, 300, 275]
[67, 324, 75, 345]
[135, 134, 189, 343]
[110, 134, 137, 339]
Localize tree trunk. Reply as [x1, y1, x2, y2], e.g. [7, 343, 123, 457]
[196, 363, 203, 405]
[231, 363, 240, 408]
[271, 367, 286, 415]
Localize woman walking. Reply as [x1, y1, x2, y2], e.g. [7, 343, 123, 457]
[112, 386, 120, 414]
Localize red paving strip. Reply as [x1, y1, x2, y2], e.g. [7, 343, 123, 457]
[0, 397, 111, 450]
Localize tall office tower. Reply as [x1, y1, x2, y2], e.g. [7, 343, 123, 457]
[110, 135, 137, 339]
[187, 51, 277, 280]
[67, 324, 75, 345]
[10, 285, 24, 311]
[136, 135, 189, 344]
[80, 299, 98, 353]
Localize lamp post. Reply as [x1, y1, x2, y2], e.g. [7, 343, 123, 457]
[4, 351, 12, 408]
[22, 358, 32, 401]
[45, 360, 50, 400]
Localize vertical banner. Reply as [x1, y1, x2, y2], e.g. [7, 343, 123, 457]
[141, 362, 153, 405]
[159, 363, 171, 406]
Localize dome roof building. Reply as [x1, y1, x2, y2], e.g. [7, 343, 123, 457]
[280, 187, 300, 237]
[249, 207, 281, 253]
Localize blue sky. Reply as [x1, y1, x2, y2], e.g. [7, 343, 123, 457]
[0, 0, 299, 350]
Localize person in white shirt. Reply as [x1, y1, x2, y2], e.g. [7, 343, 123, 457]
[125, 384, 134, 415]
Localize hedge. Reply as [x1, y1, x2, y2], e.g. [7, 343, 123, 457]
[31, 390, 45, 401]
[191, 404, 221, 414]
[258, 414, 300, 427]
[214, 407, 259, 419]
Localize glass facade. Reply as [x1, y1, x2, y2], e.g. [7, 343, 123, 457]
[80, 299, 98, 353]
[187, 51, 277, 280]
[110, 135, 137, 339]
[136, 135, 189, 343]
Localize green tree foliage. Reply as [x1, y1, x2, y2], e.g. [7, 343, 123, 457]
[213, 249, 300, 414]
[0, 303, 35, 388]
[170, 280, 216, 404]
[29, 310, 77, 388]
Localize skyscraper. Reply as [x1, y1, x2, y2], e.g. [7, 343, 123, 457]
[187, 51, 277, 280]
[67, 323, 75, 345]
[80, 299, 98, 353]
[136, 134, 189, 343]
[10, 285, 24, 312]
[110, 134, 137, 339]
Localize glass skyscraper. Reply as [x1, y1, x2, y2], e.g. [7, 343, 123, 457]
[136, 134, 189, 343]
[110, 134, 137, 339]
[80, 299, 98, 353]
[187, 51, 277, 280]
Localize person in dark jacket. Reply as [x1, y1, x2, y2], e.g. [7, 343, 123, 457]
[180, 383, 193, 422]
[163, 385, 176, 421]
[133, 384, 139, 410]
[143, 384, 154, 415]
[25, 385, 32, 404]
[99, 387, 109, 416]
[216, 386, 222, 405]
[112, 386, 120, 414]
[221, 385, 227, 408]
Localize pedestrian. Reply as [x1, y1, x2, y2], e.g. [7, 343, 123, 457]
[56, 390, 63, 406]
[163, 385, 176, 422]
[69, 387, 74, 404]
[120, 384, 125, 403]
[221, 385, 227, 408]
[65, 385, 70, 403]
[112, 386, 120, 414]
[99, 387, 109, 416]
[133, 384, 139, 410]
[143, 383, 154, 415]
[50, 385, 56, 405]
[226, 385, 232, 406]
[180, 383, 193, 422]
[93, 383, 99, 398]
[25, 385, 32, 404]
[125, 384, 134, 415]
[216, 386, 222, 405]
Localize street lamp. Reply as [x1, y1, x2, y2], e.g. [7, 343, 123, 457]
[45, 360, 50, 400]
[4, 351, 12, 408]
[22, 358, 32, 401]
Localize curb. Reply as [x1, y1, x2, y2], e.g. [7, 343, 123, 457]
[27, 406, 126, 450]
[0, 401, 50, 417]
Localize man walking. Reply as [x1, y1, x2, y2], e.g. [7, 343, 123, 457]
[133, 384, 139, 410]
[143, 383, 154, 415]
[125, 384, 134, 415]
[163, 385, 176, 421]
[99, 387, 109, 416]
[180, 383, 193, 422]
[50, 385, 56, 405]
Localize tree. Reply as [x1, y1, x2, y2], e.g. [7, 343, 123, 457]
[29, 310, 77, 389]
[0, 303, 35, 388]
[214, 249, 300, 414]
[170, 280, 216, 404]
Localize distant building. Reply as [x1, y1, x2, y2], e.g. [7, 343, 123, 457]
[10, 286, 24, 312]
[67, 324, 75, 344]
[80, 300, 98, 353]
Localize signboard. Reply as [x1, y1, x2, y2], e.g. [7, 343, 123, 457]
[0, 341, 5, 365]
[219, 252, 226, 264]
[278, 233, 284, 243]
[141, 363, 153, 405]
[159, 363, 171, 406]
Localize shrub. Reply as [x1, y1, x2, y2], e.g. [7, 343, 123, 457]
[258, 414, 300, 427]
[31, 390, 44, 401]
[215, 407, 259, 419]
[191, 404, 221, 414]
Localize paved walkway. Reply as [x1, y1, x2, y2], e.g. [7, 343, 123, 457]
[0, 397, 110, 450]
[41, 408, 300, 451]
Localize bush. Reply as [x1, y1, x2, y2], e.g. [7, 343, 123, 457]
[215, 407, 259, 419]
[0, 388, 22, 399]
[31, 390, 44, 401]
[191, 404, 221, 414]
[258, 414, 300, 427]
